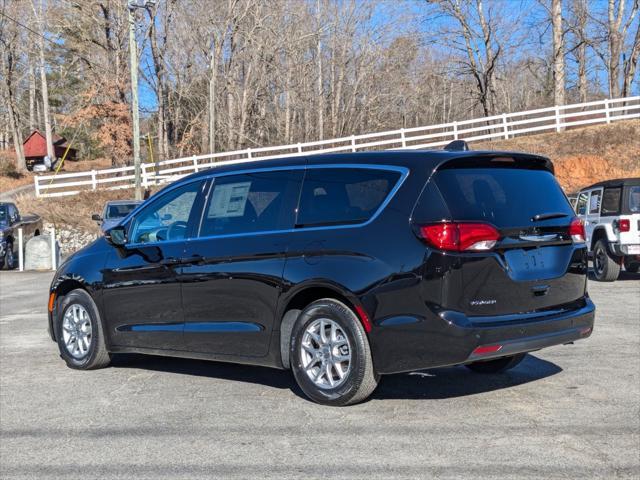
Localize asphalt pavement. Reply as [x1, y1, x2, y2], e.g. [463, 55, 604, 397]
[0, 269, 638, 479]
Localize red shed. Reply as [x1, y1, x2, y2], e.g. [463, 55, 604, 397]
[23, 130, 77, 168]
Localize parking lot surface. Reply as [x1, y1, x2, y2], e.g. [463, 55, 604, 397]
[1, 270, 639, 479]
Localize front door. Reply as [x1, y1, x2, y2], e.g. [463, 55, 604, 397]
[180, 169, 303, 357]
[102, 179, 207, 350]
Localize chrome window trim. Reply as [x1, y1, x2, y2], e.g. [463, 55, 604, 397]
[124, 163, 409, 247]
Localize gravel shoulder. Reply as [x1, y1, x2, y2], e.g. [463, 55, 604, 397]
[0, 271, 638, 479]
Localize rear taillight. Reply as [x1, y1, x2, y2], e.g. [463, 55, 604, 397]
[418, 222, 500, 252]
[569, 217, 586, 243]
[618, 219, 630, 232]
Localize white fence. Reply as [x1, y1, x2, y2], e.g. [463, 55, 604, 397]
[34, 96, 640, 198]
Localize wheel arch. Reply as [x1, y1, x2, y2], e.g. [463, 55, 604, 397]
[49, 278, 94, 343]
[590, 226, 610, 251]
[278, 283, 362, 369]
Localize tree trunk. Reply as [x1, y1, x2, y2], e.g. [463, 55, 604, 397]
[1, 55, 26, 170]
[39, 34, 55, 160]
[208, 46, 216, 154]
[316, 0, 324, 141]
[552, 0, 566, 106]
[622, 19, 640, 98]
[29, 64, 36, 132]
[608, 0, 624, 98]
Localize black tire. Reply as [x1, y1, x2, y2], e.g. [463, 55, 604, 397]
[3, 242, 16, 270]
[465, 353, 526, 374]
[623, 258, 639, 273]
[55, 289, 111, 370]
[290, 299, 379, 406]
[593, 239, 621, 281]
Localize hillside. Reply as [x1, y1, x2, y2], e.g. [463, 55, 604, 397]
[477, 120, 640, 192]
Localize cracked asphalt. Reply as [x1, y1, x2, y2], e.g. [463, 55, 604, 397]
[1, 270, 639, 479]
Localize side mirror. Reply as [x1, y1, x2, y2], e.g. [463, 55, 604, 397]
[105, 225, 127, 246]
[91, 213, 102, 222]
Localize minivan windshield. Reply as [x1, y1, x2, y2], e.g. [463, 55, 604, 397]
[433, 168, 573, 228]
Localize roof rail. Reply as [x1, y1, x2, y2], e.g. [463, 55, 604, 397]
[444, 140, 470, 151]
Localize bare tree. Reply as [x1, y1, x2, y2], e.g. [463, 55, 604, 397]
[552, 0, 566, 105]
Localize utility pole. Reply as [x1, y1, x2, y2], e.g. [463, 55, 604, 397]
[128, 3, 142, 200]
[127, 0, 155, 200]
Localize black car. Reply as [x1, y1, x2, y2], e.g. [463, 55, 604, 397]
[48, 150, 595, 405]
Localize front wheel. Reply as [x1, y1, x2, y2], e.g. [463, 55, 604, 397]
[56, 289, 111, 370]
[290, 299, 379, 406]
[465, 353, 525, 374]
[593, 239, 620, 281]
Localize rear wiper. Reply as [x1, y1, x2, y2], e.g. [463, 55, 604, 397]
[531, 212, 569, 222]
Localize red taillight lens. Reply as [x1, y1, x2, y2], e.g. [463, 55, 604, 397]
[569, 217, 586, 243]
[618, 219, 630, 232]
[419, 222, 500, 252]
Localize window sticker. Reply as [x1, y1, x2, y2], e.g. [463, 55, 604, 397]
[209, 182, 251, 218]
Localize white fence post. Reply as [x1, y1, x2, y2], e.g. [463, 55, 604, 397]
[192, 156, 199, 173]
[247, 148, 252, 159]
[453, 121, 458, 140]
[34, 177, 40, 198]
[351, 135, 356, 152]
[297, 143, 302, 154]
[400, 128, 406, 148]
[141, 164, 148, 188]
[555, 106, 561, 133]
[50, 227, 56, 271]
[501, 113, 509, 139]
[91, 170, 97, 190]
[18, 228, 23, 272]
[604, 99, 611, 124]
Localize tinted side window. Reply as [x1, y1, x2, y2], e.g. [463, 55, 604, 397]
[576, 192, 588, 215]
[199, 170, 303, 237]
[589, 190, 602, 214]
[297, 168, 401, 227]
[601, 188, 621, 215]
[130, 181, 204, 244]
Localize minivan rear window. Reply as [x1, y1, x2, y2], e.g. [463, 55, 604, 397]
[432, 168, 574, 228]
[296, 168, 401, 227]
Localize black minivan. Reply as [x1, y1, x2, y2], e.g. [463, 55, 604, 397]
[48, 150, 595, 405]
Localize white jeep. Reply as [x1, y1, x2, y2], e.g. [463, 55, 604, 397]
[575, 178, 640, 281]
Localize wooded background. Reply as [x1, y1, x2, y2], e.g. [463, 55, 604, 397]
[1, 0, 638, 170]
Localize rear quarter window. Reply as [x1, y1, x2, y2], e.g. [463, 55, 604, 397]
[432, 168, 574, 228]
[296, 168, 401, 227]
[601, 188, 621, 216]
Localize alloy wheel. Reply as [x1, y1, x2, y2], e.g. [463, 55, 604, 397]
[62, 304, 93, 359]
[300, 318, 351, 389]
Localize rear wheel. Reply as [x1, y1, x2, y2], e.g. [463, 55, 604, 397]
[593, 239, 620, 281]
[465, 353, 525, 374]
[290, 299, 379, 406]
[56, 289, 111, 370]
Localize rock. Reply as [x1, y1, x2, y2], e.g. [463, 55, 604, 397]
[43, 222, 98, 255]
[24, 234, 61, 270]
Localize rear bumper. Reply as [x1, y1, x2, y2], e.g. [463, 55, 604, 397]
[370, 297, 595, 374]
